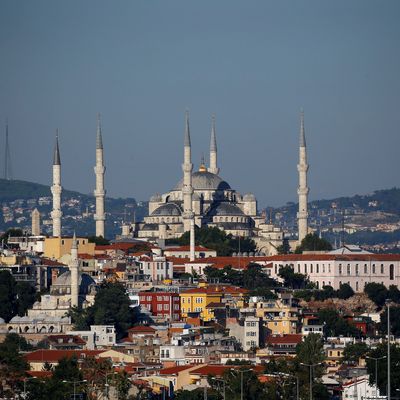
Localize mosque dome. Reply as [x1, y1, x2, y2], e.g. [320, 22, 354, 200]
[174, 171, 231, 191]
[150, 194, 162, 202]
[151, 203, 182, 216]
[53, 271, 95, 294]
[243, 193, 256, 201]
[207, 202, 245, 217]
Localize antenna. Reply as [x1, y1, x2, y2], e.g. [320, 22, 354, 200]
[4, 119, 12, 180]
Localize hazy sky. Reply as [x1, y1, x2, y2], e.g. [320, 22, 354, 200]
[1, 1, 399, 207]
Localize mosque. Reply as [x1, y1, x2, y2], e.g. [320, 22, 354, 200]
[129, 111, 310, 256]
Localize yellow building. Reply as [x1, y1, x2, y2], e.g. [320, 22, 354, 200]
[180, 285, 247, 322]
[44, 237, 95, 260]
[253, 298, 301, 335]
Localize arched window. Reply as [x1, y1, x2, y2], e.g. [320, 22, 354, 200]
[390, 264, 394, 280]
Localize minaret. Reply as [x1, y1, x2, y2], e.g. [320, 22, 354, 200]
[70, 232, 79, 308]
[208, 114, 219, 175]
[182, 111, 194, 235]
[31, 208, 41, 236]
[51, 131, 62, 237]
[297, 110, 309, 243]
[94, 114, 106, 238]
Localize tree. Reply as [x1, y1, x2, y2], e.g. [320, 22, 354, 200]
[88, 235, 110, 245]
[337, 283, 354, 300]
[364, 282, 388, 308]
[295, 233, 332, 253]
[296, 333, 326, 400]
[366, 343, 400, 396]
[388, 285, 400, 303]
[169, 226, 256, 256]
[278, 265, 309, 289]
[379, 305, 400, 336]
[0, 270, 37, 321]
[343, 342, 369, 364]
[70, 282, 137, 339]
[115, 371, 131, 400]
[318, 308, 361, 337]
[0, 333, 29, 396]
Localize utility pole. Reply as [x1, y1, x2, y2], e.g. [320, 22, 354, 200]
[387, 301, 391, 400]
[366, 356, 386, 400]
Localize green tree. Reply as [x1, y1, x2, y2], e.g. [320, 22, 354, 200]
[318, 308, 361, 337]
[364, 282, 388, 308]
[170, 226, 256, 256]
[88, 235, 110, 245]
[0, 228, 23, 244]
[388, 285, 400, 303]
[278, 265, 309, 289]
[115, 371, 131, 400]
[366, 343, 400, 397]
[343, 342, 369, 364]
[70, 282, 137, 339]
[379, 305, 400, 336]
[336, 283, 355, 300]
[295, 233, 332, 253]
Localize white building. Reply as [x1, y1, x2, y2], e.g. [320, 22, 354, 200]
[139, 256, 173, 282]
[67, 325, 116, 350]
[342, 375, 385, 400]
[269, 250, 400, 292]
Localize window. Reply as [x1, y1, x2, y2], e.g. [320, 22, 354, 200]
[347, 264, 351, 275]
[164, 304, 169, 310]
[381, 264, 384, 274]
[372, 264, 376, 274]
[338, 264, 342, 275]
[356, 281, 359, 291]
[355, 264, 359, 276]
[182, 298, 185, 304]
[316, 264, 319, 274]
[310, 264, 313, 274]
[297, 264, 300, 273]
[328, 264, 331, 273]
[157, 304, 163, 311]
[304, 264, 307, 274]
[390, 264, 394, 280]
[164, 296, 169, 301]
[174, 304, 180, 310]
[157, 296, 162, 301]
[364, 264, 368, 274]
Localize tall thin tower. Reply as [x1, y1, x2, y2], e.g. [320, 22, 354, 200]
[208, 114, 219, 175]
[181, 111, 195, 260]
[4, 119, 12, 180]
[94, 114, 106, 238]
[70, 232, 79, 308]
[297, 110, 309, 243]
[51, 131, 62, 237]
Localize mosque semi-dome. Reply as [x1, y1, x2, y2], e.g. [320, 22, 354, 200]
[151, 202, 182, 217]
[207, 202, 245, 217]
[52, 271, 95, 294]
[173, 171, 231, 191]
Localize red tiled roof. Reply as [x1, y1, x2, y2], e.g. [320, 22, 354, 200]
[25, 349, 103, 362]
[185, 256, 273, 269]
[128, 325, 156, 334]
[166, 257, 191, 265]
[78, 253, 94, 259]
[39, 258, 67, 266]
[47, 335, 86, 345]
[181, 285, 248, 295]
[266, 334, 303, 345]
[165, 246, 215, 252]
[159, 365, 194, 375]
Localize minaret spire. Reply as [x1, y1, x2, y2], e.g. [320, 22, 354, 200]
[94, 113, 106, 238]
[208, 114, 219, 175]
[297, 109, 309, 243]
[70, 231, 79, 308]
[51, 130, 62, 237]
[182, 111, 195, 242]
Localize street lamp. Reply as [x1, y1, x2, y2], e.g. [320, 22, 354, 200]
[366, 356, 386, 400]
[277, 372, 299, 400]
[211, 377, 226, 400]
[62, 379, 87, 400]
[104, 372, 117, 400]
[23, 376, 37, 399]
[387, 300, 392, 400]
[230, 368, 252, 400]
[300, 362, 323, 400]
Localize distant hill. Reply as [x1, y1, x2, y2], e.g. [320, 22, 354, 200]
[0, 179, 87, 201]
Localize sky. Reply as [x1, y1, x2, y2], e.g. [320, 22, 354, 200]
[0, 1, 399, 207]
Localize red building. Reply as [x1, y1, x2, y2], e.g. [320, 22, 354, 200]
[139, 291, 181, 321]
